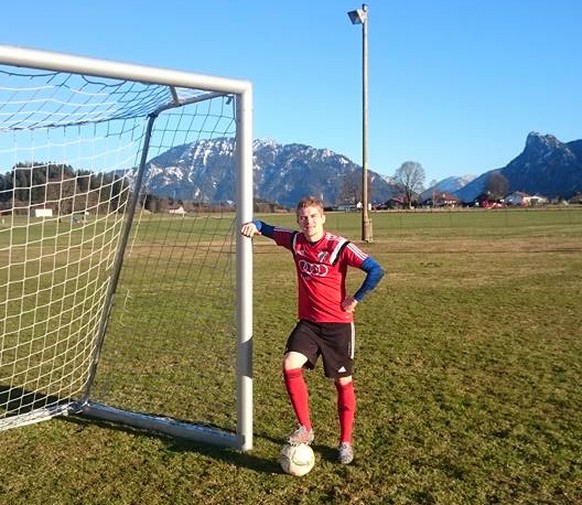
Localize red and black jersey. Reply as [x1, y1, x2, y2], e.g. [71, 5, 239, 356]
[268, 226, 368, 323]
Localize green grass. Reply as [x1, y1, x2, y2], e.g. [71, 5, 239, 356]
[1, 207, 581, 505]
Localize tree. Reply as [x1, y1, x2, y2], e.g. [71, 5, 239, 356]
[486, 171, 509, 200]
[394, 161, 425, 208]
[337, 170, 361, 206]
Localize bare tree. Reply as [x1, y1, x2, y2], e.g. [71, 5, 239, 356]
[486, 171, 509, 200]
[337, 170, 361, 206]
[428, 178, 438, 208]
[394, 161, 425, 208]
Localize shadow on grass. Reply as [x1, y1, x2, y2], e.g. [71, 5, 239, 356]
[309, 443, 338, 464]
[62, 414, 286, 475]
[165, 434, 345, 473]
[1, 385, 341, 475]
[0, 384, 73, 417]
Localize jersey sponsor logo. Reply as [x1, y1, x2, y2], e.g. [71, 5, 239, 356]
[298, 259, 329, 277]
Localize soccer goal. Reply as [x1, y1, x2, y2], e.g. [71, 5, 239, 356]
[0, 45, 254, 451]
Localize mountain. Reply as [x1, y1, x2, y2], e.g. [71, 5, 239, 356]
[421, 174, 476, 201]
[142, 138, 400, 207]
[454, 132, 582, 202]
[137, 131, 582, 207]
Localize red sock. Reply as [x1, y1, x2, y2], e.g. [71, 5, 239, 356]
[336, 380, 356, 444]
[283, 367, 311, 430]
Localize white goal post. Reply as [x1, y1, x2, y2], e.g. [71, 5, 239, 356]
[0, 45, 254, 451]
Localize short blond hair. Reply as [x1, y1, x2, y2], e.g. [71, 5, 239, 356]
[296, 196, 324, 214]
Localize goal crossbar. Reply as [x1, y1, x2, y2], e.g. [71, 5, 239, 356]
[0, 45, 251, 95]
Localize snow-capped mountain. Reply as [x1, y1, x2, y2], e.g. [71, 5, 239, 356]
[139, 138, 400, 207]
[421, 174, 477, 201]
[132, 131, 582, 207]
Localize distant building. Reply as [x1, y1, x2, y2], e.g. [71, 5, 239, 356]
[168, 205, 186, 215]
[425, 192, 461, 208]
[354, 201, 372, 211]
[336, 204, 358, 212]
[386, 196, 406, 209]
[33, 208, 53, 218]
[505, 192, 547, 207]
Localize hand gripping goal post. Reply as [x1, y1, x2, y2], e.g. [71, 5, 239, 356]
[0, 45, 254, 451]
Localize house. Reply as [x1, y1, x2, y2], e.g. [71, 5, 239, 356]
[355, 201, 372, 211]
[168, 205, 186, 216]
[505, 192, 547, 207]
[471, 193, 504, 209]
[385, 196, 407, 209]
[336, 204, 358, 212]
[527, 195, 548, 206]
[425, 192, 461, 208]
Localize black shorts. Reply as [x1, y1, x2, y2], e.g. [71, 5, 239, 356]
[284, 319, 355, 379]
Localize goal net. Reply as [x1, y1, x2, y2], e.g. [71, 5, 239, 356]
[0, 45, 254, 451]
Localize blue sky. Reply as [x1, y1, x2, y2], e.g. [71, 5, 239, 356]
[1, 0, 580, 183]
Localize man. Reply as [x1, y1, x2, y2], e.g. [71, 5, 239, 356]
[240, 196, 384, 464]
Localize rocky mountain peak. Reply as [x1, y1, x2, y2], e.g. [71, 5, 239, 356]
[525, 131, 563, 153]
[454, 132, 582, 202]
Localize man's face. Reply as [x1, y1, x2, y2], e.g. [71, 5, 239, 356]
[297, 205, 326, 242]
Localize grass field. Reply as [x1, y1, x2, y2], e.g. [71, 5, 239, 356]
[1, 207, 581, 505]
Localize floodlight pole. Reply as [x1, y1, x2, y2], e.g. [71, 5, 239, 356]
[348, 4, 372, 242]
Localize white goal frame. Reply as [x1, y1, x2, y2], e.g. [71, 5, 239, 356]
[0, 45, 254, 451]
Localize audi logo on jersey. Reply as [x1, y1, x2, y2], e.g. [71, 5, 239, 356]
[298, 259, 329, 277]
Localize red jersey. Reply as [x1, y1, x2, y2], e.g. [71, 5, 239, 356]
[271, 228, 369, 323]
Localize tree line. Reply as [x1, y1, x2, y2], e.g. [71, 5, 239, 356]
[0, 162, 247, 216]
[0, 162, 129, 215]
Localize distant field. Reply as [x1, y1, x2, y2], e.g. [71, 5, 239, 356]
[1, 207, 581, 505]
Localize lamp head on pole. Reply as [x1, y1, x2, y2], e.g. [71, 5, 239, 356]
[347, 4, 367, 25]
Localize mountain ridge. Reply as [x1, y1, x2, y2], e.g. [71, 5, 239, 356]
[143, 138, 401, 207]
[139, 132, 582, 207]
[453, 132, 582, 202]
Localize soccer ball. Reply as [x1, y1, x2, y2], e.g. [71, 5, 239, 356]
[280, 443, 315, 476]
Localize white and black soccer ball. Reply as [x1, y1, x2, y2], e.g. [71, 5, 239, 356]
[280, 443, 315, 476]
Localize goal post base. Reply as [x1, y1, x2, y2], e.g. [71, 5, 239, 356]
[81, 402, 246, 451]
[0, 402, 76, 431]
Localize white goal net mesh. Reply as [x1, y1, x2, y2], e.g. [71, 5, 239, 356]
[0, 50, 252, 448]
